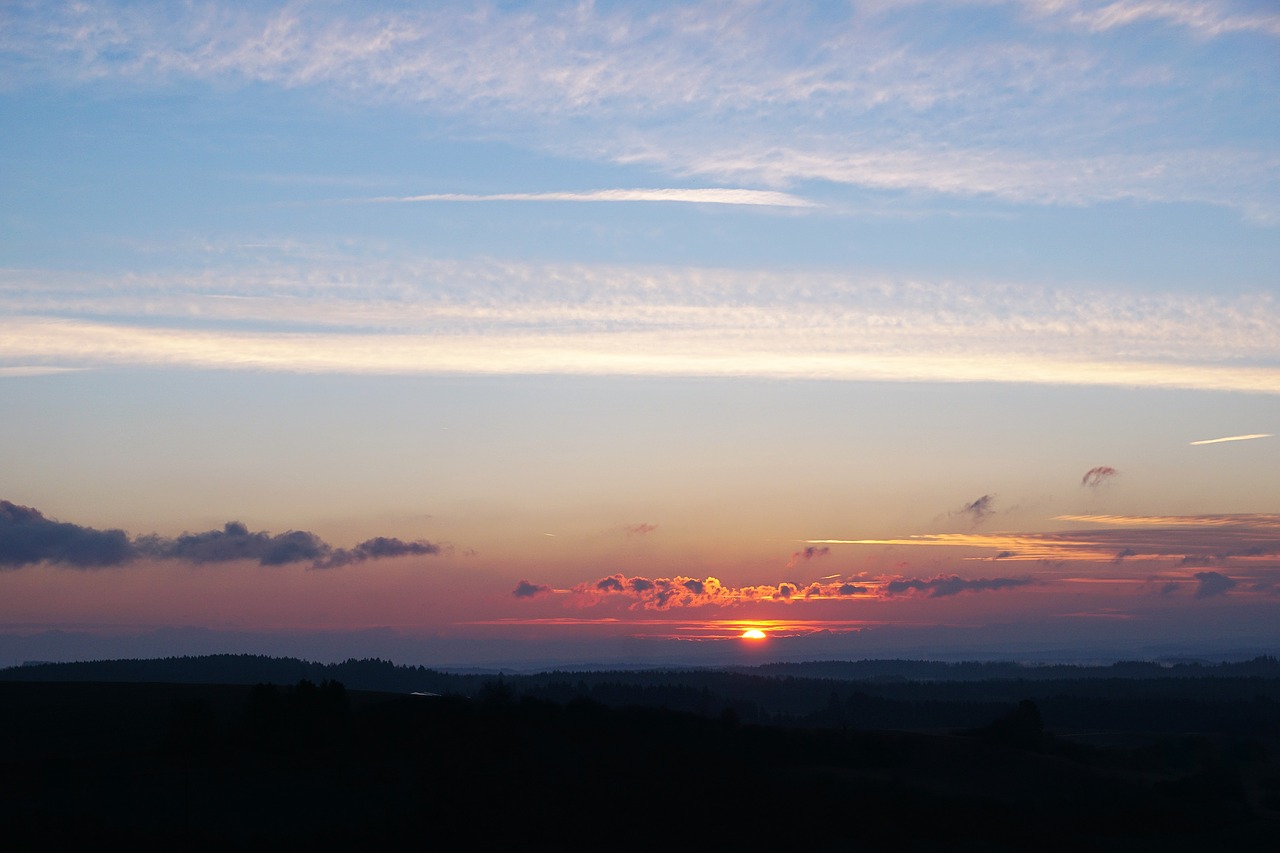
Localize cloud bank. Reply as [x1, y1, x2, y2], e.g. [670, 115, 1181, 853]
[526, 570, 1037, 610]
[0, 500, 132, 568]
[0, 500, 441, 570]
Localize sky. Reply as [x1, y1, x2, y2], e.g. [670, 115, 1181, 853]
[1, 0, 1278, 669]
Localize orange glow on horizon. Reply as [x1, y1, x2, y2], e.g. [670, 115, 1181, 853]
[741, 628, 767, 639]
[466, 617, 874, 641]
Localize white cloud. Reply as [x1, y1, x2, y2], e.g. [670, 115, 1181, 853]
[1189, 433, 1273, 446]
[4, 1, 1273, 218]
[1046, 0, 1280, 38]
[373, 188, 815, 207]
[0, 366, 84, 377]
[2, 315, 1277, 392]
[1, 258, 1276, 392]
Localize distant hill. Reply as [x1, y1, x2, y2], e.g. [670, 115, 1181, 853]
[0, 653, 472, 695]
[5, 653, 1280, 736]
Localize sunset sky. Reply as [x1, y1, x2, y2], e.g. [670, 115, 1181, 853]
[2, 1, 1277, 669]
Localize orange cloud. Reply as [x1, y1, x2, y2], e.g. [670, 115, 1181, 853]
[812, 514, 1280, 564]
[1056, 514, 1280, 528]
[535, 570, 1034, 610]
[466, 617, 874, 640]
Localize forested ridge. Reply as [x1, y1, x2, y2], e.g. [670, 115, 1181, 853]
[5, 655, 1280, 848]
[6, 653, 1280, 733]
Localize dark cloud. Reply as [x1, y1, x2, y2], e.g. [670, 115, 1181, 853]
[596, 575, 626, 592]
[314, 536, 442, 568]
[140, 524, 324, 567]
[3, 499, 443, 570]
[512, 580, 552, 598]
[953, 494, 995, 526]
[1193, 571, 1237, 599]
[1081, 466, 1118, 488]
[350, 536, 440, 560]
[262, 530, 330, 565]
[0, 500, 133, 568]
[883, 575, 1033, 598]
[786, 545, 830, 569]
[837, 583, 867, 596]
[580, 573, 661, 598]
[775, 583, 795, 600]
[683, 579, 705, 595]
[652, 579, 679, 609]
[994, 551, 1015, 559]
[623, 523, 658, 535]
[136, 521, 261, 563]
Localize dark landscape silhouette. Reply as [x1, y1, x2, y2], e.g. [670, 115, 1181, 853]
[4, 655, 1280, 848]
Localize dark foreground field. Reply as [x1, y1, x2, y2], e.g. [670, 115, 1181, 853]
[3, 661, 1280, 850]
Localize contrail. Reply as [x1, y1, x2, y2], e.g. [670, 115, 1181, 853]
[1189, 433, 1272, 446]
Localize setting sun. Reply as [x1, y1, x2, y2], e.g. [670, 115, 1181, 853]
[741, 629, 767, 640]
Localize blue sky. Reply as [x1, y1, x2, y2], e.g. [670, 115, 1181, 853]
[0, 1, 1277, 668]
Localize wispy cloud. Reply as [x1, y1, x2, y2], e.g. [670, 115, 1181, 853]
[6, 314, 1277, 393]
[0, 366, 85, 377]
[1189, 433, 1272, 446]
[1080, 466, 1118, 487]
[953, 494, 997, 526]
[786, 545, 830, 570]
[1041, 0, 1280, 38]
[3, 259, 1277, 392]
[372, 188, 815, 208]
[1055, 514, 1280, 528]
[4, 1, 1275, 217]
[813, 513, 1280, 564]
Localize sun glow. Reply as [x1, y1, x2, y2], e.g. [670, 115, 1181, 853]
[741, 628, 767, 640]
